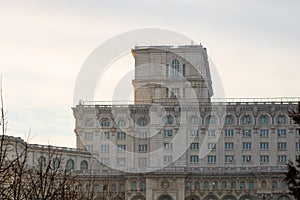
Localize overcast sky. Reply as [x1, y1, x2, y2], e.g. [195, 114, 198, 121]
[1, 0, 299, 147]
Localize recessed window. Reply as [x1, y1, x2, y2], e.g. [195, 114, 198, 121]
[208, 143, 216, 150]
[131, 182, 137, 190]
[117, 145, 126, 152]
[225, 116, 234, 125]
[139, 158, 147, 166]
[164, 115, 174, 124]
[117, 132, 126, 139]
[272, 180, 278, 188]
[101, 132, 110, 139]
[260, 129, 269, 137]
[195, 181, 200, 189]
[190, 143, 199, 150]
[241, 115, 252, 124]
[191, 130, 199, 137]
[137, 117, 149, 127]
[171, 59, 180, 76]
[80, 160, 88, 171]
[84, 132, 93, 140]
[242, 142, 251, 150]
[260, 142, 269, 150]
[225, 143, 234, 150]
[278, 142, 286, 150]
[242, 130, 252, 137]
[140, 182, 146, 190]
[278, 129, 286, 137]
[117, 158, 126, 166]
[163, 130, 173, 137]
[138, 145, 148, 152]
[164, 143, 173, 150]
[85, 119, 94, 127]
[38, 156, 46, 169]
[207, 116, 217, 124]
[117, 119, 126, 127]
[190, 116, 200, 124]
[208, 155, 217, 163]
[249, 181, 254, 189]
[240, 181, 246, 189]
[277, 115, 287, 124]
[225, 155, 234, 163]
[66, 159, 74, 171]
[260, 155, 269, 163]
[259, 115, 269, 124]
[100, 158, 110, 165]
[242, 155, 252, 163]
[52, 157, 60, 169]
[190, 155, 199, 163]
[224, 129, 234, 137]
[139, 132, 148, 138]
[171, 88, 180, 98]
[222, 181, 227, 189]
[100, 118, 110, 127]
[164, 155, 172, 163]
[278, 155, 287, 163]
[231, 181, 236, 189]
[208, 130, 216, 136]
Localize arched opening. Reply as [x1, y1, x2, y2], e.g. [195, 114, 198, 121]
[223, 195, 237, 200]
[185, 195, 200, 200]
[131, 195, 146, 200]
[158, 194, 173, 200]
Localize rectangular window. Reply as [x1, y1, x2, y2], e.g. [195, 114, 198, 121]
[260, 129, 269, 137]
[207, 155, 217, 163]
[164, 155, 172, 163]
[139, 157, 147, 166]
[208, 130, 216, 136]
[100, 145, 110, 153]
[272, 181, 278, 189]
[249, 181, 254, 189]
[85, 145, 93, 151]
[101, 132, 110, 139]
[296, 129, 300, 137]
[260, 142, 269, 150]
[84, 132, 93, 140]
[278, 142, 287, 150]
[182, 64, 186, 76]
[260, 155, 269, 163]
[117, 132, 126, 139]
[171, 88, 180, 97]
[164, 143, 173, 150]
[278, 155, 287, 163]
[190, 143, 199, 150]
[242, 130, 252, 137]
[117, 158, 126, 166]
[208, 143, 216, 150]
[166, 88, 169, 98]
[296, 142, 300, 150]
[182, 88, 185, 97]
[166, 65, 168, 78]
[100, 158, 110, 165]
[191, 130, 199, 137]
[163, 130, 173, 137]
[139, 132, 147, 139]
[117, 145, 126, 152]
[231, 181, 236, 189]
[190, 155, 199, 163]
[224, 130, 234, 137]
[225, 155, 234, 163]
[222, 181, 227, 189]
[278, 129, 287, 137]
[242, 155, 252, 163]
[225, 142, 234, 150]
[138, 145, 148, 152]
[242, 142, 252, 150]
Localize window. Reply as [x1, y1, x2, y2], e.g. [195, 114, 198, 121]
[100, 145, 110, 152]
[141, 182, 146, 190]
[208, 129, 216, 136]
[240, 181, 246, 189]
[38, 156, 46, 169]
[225, 116, 234, 125]
[84, 132, 93, 140]
[85, 145, 93, 151]
[242, 115, 252, 124]
[191, 130, 199, 137]
[164, 115, 173, 124]
[278, 142, 286, 150]
[117, 119, 126, 127]
[242, 155, 252, 163]
[249, 181, 254, 189]
[182, 88, 185, 97]
[208, 155, 217, 163]
[190, 155, 199, 163]
[117, 158, 126, 166]
[296, 142, 300, 150]
[100, 158, 110, 164]
[139, 157, 147, 166]
[164, 143, 173, 150]
[296, 129, 300, 137]
[166, 88, 169, 98]
[171, 88, 179, 97]
[204, 181, 209, 189]
[182, 64, 186, 76]
[231, 181, 236, 189]
[163, 130, 173, 137]
[139, 132, 148, 139]
[137, 117, 149, 126]
[278, 155, 287, 163]
[100, 119, 110, 127]
[111, 184, 116, 191]
[171, 59, 180, 76]
[120, 184, 125, 192]
[66, 159, 74, 171]
[207, 116, 217, 124]
[80, 160, 88, 171]
[166, 65, 169, 78]
[278, 129, 287, 137]
[261, 180, 267, 188]
[52, 158, 60, 169]
[138, 145, 148, 152]
[242, 130, 252, 137]
[272, 180, 278, 188]
[94, 184, 100, 191]
[164, 155, 172, 163]
[85, 119, 94, 127]
[195, 181, 200, 189]
[222, 181, 227, 189]
[281, 181, 287, 188]
[260, 129, 269, 137]
[260, 155, 269, 163]
[277, 115, 287, 124]
[242, 142, 252, 150]
[213, 182, 218, 189]
[208, 143, 216, 150]
[101, 132, 110, 139]
[225, 155, 234, 163]
[260, 142, 269, 150]
[190, 116, 200, 124]
[131, 182, 137, 190]
[117, 132, 126, 139]
[259, 115, 269, 124]
[190, 143, 199, 150]
[225, 143, 234, 150]
[117, 145, 126, 152]
[224, 130, 234, 137]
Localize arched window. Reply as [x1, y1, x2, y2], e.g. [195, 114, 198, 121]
[277, 115, 287, 124]
[38, 156, 46, 169]
[111, 183, 116, 191]
[278, 196, 291, 200]
[140, 181, 146, 191]
[281, 180, 287, 188]
[100, 118, 110, 127]
[86, 183, 90, 191]
[190, 116, 200, 124]
[225, 115, 234, 125]
[131, 182, 137, 190]
[195, 181, 200, 189]
[164, 115, 174, 125]
[259, 115, 269, 124]
[120, 184, 125, 192]
[80, 160, 88, 171]
[241, 115, 252, 124]
[52, 157, 60, 169]
[94, 183, 99, 191]
[171, 59, 180, 76]
[137, 117, 149, 127]
[272, 180, 278, 188]
[261, 180, 267, 188]
[117, 119, 126, 127]
[240, 181, 246, 189]
[85, 119, 94, 127]
[204, 181, 209, 189]
[207, 115, 217, 124]
[66, 159, 74, 171]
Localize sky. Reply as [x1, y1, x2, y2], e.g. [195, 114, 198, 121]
[0, 0, 299, 147]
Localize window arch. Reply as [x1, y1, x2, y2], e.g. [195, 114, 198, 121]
[241, 115, 252, 124]
[117, 119, 126, 127]
[66, 159, 74, 171]
[111, 183, 116, 191]
[100, 118, 110, 127]
[120, 183, 125, 192]
[171, 59, 180, 77]
[38, 156, 46, 169]
[259, 115, 270, 124]
[131, 181, 137, 190]
[164, 115, 174, 125]
[137, 117, 149, 127]
[225, 115, 234, 125]
[52, 157, 60, 169]
[195, 181, 200, 189]
[85, 119, 94, 127]
[277, 115, 287, 124]
[207, 115, 217, 124]
[80, 160, 88, 171]
[190, 115, 200, 124]
[186, 195, 200, 200]
[140, 181, 146, 191]
[278, 196, 291, 200]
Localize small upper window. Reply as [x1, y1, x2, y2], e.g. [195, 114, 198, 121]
[171, 59, 180, 76]
[225, 116, 234, 125]
[117, 119, 126, 127]
[190, 116, 200, 124]
[85, 119, 94, 127]
[38, 156, 46, 169]
[259, 115, 269, 124]
[277, 115, 287, 124]
[80, 160, 88, 171]
[207, 115, 217, 124]
[100, 118, 110, 127]
[164, 115, 174, 125]
[137, 117, 149, 127]
[66, 159, 75, 171]
[241, 115, 252, 124]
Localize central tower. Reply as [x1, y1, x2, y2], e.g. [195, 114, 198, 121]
[132, 45, 213, 104]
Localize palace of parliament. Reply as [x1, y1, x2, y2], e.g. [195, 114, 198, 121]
[7, 45, 300, 200]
